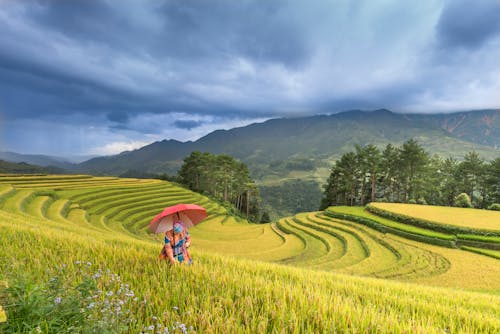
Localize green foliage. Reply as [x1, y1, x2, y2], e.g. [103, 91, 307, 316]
[0, 263, 139, 333]
[454, 193, 472, 208]
[178, 152, 260, 221]
[260, 179, 322, 217]
[485, 158, 500, 204]
[417, 197, 427, 205]
[488, 203, 500, 211]
[322, 140, 499, 210]
[456, 152, 485, 206]
[461, 247, 500, 260]
[260, 211, 271, 224]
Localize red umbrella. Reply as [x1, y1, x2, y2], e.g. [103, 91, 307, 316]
[148, 203, 207, 234]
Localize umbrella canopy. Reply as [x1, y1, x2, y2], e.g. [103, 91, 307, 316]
[148, 203, 207, 234]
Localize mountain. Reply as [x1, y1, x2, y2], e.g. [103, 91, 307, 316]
[0, 151, 77, 170]
[0, 159, 65, 174]
[406, 109, 500, 148]
[77, 139, 192, 175]
[77, 109, 500, 176]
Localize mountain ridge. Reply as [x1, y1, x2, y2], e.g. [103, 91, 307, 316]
[2, 109, 499, 175]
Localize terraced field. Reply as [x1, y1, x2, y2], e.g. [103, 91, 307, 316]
[327, 205, 500, 253]
[1, 174, 499, 332]
[274, 211, 500, 290]
[369, 202, 500, 231]
[0, 175, 302, 264]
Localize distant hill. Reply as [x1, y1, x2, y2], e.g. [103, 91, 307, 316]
[0, 159, 65, 174]
[0, 151, 76, 170]
[77, 109, 500, 176]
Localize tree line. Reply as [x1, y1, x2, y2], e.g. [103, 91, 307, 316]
[320, 139, 500, 210]
[178, 151, 261, 222]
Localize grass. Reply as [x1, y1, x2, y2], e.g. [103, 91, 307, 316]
[461, 247, 500, 260]
[1, 209, 500, 333]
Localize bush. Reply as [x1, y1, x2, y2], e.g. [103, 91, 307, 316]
[454, 193, 472, 208]
[417, 197, 427, 205]
[488, 203, 500, 211]
[408, 199, 417, 204]
[260, 211, 271, 223]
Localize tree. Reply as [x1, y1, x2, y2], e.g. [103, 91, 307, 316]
[260, 211, 271, 223]
[355, 145, 369, 206]
[485, 158, 500, 205]
[454, 193, 472, 208]
[457, 151, 484, 207]
[422, 154, 443, 205]
[398, 139, 429, 202]
[321, 141, 499, 211]
[337, 152, 359, 206]
[320, 166, 342, 209]
[380, 144, 400, 202]
[364, 144, 382, 203]
[178, 152, 260, 221]
[439, 157, 460, 206]
[179, 151, 212, 193]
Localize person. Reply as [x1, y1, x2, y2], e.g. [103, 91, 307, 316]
[159, 221, 192, 265]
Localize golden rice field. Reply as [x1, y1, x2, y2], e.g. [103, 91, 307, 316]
[369, 202, 500, 232]
[0, 174, 499, 333]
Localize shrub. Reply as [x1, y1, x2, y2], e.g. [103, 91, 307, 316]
[454, 193, 472, 208]
[408, 199, 417, 204]
[417, 197, 427, 205]
[260, 211, 271, 223]
[488, 203, 500, 211]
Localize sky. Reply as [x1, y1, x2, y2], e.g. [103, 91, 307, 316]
[1, 0, 500, 158]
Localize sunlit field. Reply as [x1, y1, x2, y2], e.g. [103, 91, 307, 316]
[369, 202, 500, 231]
[1, 174, 499, 332]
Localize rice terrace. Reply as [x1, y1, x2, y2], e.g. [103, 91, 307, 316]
[0, 174, 499, 333]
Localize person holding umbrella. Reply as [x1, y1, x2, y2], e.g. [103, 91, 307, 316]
[160, 220, 192, 264]
[149, 203, 207, 265]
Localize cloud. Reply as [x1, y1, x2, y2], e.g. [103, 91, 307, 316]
[173, 120, 203, 130]
[107, 111, 129, 124]
[436, 0, 500, 50]
[0, 0, 499, 155]
[88, 140, 153, 156]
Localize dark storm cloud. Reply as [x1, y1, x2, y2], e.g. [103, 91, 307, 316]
[28, 0, 311, 67]
[155, 0, 311, 67]
[173, 120, 203, 130]
[1, 0, 499, 156]
[0, 0, 310, 124]
[107, 111, 129, 124]
[436, 0, 500, 49]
